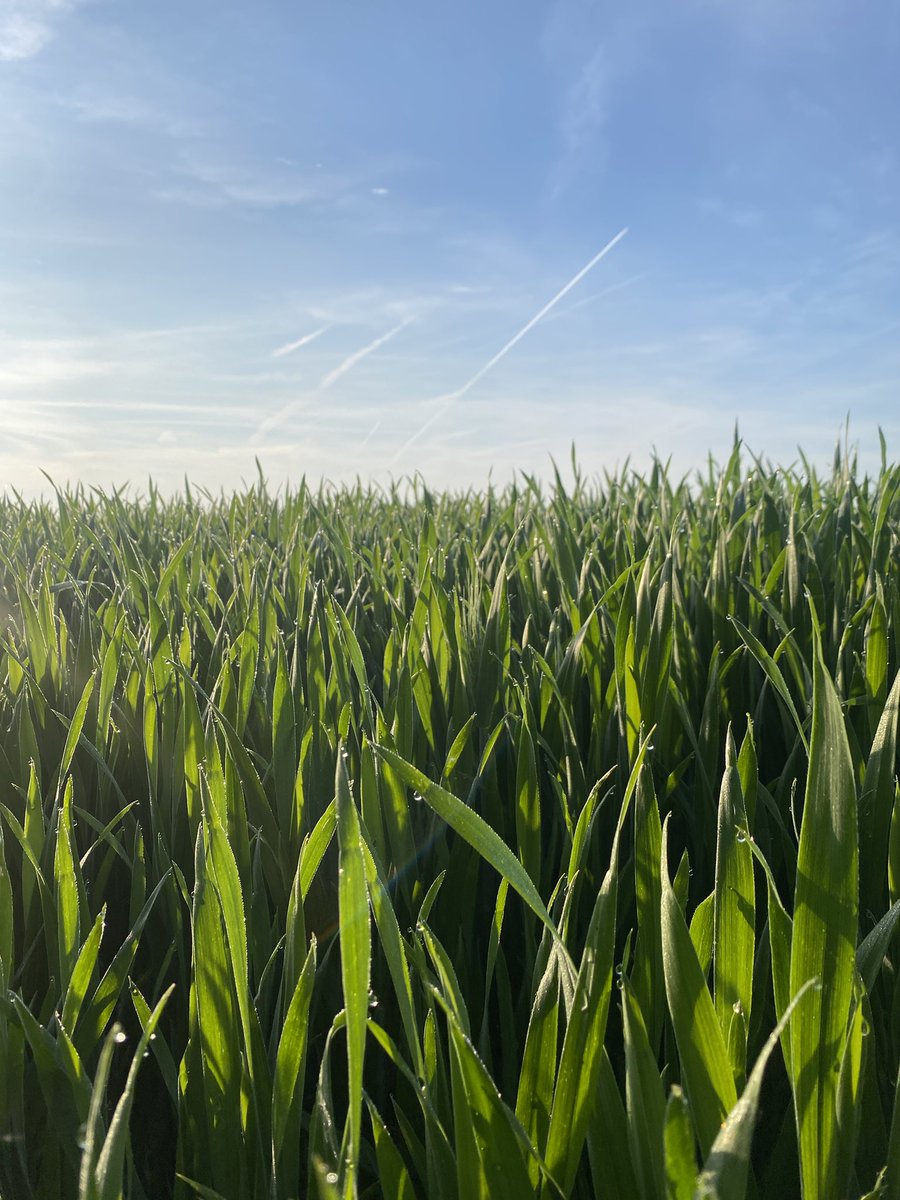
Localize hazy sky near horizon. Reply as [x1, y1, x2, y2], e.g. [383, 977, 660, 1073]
[1, 0, 898, 493]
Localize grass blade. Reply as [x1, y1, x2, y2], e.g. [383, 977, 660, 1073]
[696, 979, 814, 1200]
[661, 817, 737, 1156]
[789, 619, 858, 1200]
[336, 747, 371, 1196]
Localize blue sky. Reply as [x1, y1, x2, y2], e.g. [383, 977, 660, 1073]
[1, 0, 898, 492]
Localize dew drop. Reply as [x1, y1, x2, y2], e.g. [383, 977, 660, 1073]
[113, 1030, 127, 1045]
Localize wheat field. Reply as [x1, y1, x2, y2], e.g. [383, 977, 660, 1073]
[0, 445, 898, 1199]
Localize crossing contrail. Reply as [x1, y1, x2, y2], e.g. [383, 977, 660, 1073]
[253, 317, 414, 445]
[390, 227, 628, 463]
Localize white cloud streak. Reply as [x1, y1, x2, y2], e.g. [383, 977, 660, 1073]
[318, 317, 414, 389]
[391, 228, 629, 462]
[271, 326, 330, 359]
[359, 419, 381, 448]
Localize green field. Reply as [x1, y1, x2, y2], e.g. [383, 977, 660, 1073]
[0, 445, 898, 1199]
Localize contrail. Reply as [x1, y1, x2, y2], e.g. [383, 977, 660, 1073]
[390, 227, 628, 462]
[318, 316, 413, 389]
[445, 228, 628, 400]
[358, 419, 383, 451]
[271, 326, 330, 359]
[548, 272, 644, 321]
[253, 317, 414, 445]
[251, 399, 314, 445]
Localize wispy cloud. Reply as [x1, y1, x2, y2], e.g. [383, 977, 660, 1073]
[0, 351, 116, 387]
[8, 398, 263, 420]
[691, 0, 850, 45]
[553, 43, 611, 193]
[391, 229, 628, 461]
[54, 86, 206, 142]
[699, 197, 765, 228]
[541, 6, 646, 198]
[158, 150, 358, 211]
[0, 0, 89, 62]
[61, 91, 155, 124]
[271, 326, 330, 360]
[0, 325, 247, 389]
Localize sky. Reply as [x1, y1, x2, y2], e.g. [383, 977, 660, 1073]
[1, 0, 898, 493]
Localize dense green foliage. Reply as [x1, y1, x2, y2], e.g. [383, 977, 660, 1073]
[0, 444, 899, 1199]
